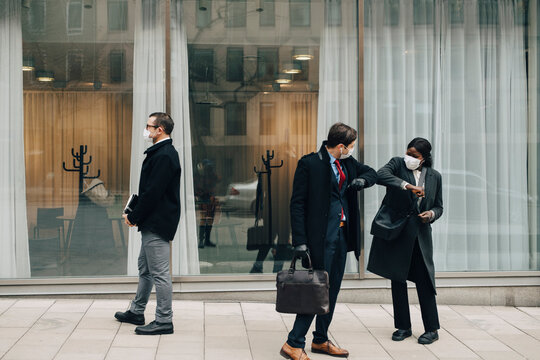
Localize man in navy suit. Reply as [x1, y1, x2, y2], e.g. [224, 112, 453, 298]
[280, 123, 377, 360]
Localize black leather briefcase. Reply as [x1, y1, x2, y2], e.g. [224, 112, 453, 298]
[275, 253, 329, 315]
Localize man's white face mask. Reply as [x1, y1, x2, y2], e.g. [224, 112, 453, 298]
[143, 128, 153, 143]
[340, 146, 354, 160]
[404, 154, 422, 170]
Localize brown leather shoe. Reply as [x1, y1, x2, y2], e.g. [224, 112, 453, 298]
[280, 342, 310, 360]
[311, 340, 349, 358]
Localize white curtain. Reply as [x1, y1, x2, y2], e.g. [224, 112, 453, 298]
[170, 0, 200, 275]
[364, 0, 530, 271]
[0, 0, 30, 278]
[127, 0, 166, 275]
[317, 0, 360, 272]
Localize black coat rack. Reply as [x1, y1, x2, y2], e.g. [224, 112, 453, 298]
[254, 150, 283, 247]
[62, 145, 101, 195]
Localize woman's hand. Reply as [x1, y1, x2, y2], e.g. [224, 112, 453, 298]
[406, 184, 425, 198]
[418, 211, 432, 223]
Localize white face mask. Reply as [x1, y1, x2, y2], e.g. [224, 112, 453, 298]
[143, 128, 153, 143]
[404, 154, 421, 170]
[340, 146, 354, 160]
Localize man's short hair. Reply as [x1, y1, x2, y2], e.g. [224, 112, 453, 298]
[326, 123, 357, 148]
[149, 112, 174, 135]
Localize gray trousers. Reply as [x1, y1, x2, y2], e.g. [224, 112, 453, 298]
[129, 231, 173, 323]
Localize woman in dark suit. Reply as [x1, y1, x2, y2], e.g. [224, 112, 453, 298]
[367, 137, 443, 345]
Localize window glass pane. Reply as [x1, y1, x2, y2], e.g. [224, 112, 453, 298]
[259, 0, 275, 26]
[108, 0, 128, 31]
[514, 0, 528, 26]
[384, 0, 399, 26]
[413, 0, 433, 25]
[109, 52, 125, 83]
[67, 51, 83, 81]
[226, 0, 247, 27]
[194, 104, 211, 137]
[197, 0, 212, 27]
[67, 0, 83, 34]
[448, 0, 464, 25]
[326, 0, 342, 26]
[290, 0, 311, 27]
[26, 0, 46, 32]
[227, 48, 244, 82]
[257, 48, 278, 81]
[190, 48, 214, 82]
[479, 0, 498, 25]
[20, 0, 135, 278]
[225, 102, 247, 135]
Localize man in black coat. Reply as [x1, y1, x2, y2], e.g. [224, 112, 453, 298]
[280, 123, 377, 360]
[115, 112, 181, 335]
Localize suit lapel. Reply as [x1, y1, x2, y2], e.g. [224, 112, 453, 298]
[318, 144, 334, 193]
[400, 160, 417, 203]
[401, 160, 416, 187]
[421, 169, 435, 211]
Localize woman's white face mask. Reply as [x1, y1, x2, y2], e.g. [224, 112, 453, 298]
[404, 154, 422, 170]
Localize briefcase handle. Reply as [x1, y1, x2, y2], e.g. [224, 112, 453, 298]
[289, 252, 313, 273]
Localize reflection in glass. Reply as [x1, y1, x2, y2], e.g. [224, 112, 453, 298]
[185, 0, 360, 274]
[364, 0, 537, 272]
[22, 0, 134, 277]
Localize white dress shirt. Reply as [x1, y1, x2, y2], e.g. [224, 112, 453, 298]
[401, 168, 435, 220]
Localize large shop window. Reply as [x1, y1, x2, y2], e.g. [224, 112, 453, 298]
[187, 0, 359, 275]
[2, 0, 538, 280]
[363, 0, 539, 272]
[9, 0, 135, 278]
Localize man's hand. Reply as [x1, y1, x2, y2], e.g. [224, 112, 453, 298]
[123, 214, 135, 227]
[294, 244, 308, 259]
[418, 211, 432, 223]
[347, 178, 366, 192]
[406, 184, 425, 198]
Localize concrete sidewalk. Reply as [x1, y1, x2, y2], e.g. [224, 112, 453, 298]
[0, 299, 539, 360]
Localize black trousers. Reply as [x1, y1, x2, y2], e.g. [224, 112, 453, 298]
[391, 239, 440, 332]
[287, 227, 347, 349]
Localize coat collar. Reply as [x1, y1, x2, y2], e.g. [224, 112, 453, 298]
[144, 138, 172, 154]
[318, 141, 331, 163]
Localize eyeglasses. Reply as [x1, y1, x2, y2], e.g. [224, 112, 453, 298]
[146, 124, 160, 130]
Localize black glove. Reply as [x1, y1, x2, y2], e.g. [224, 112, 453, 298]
[347, 178, 366, 191]
[294, 244, 308, 259]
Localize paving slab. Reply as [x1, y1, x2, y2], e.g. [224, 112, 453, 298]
[0, 299, 538, 360]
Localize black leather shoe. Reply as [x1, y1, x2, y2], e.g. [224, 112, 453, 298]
[418, 331, 439, 344]
[114, 310, 145, 325]
[204, 241, 216, 247]
[392, 329, 412, 341]
[135, 320, 174, 335]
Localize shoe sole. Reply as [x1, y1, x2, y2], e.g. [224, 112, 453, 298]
[311, 348, 349, 357]
[418, 337, 439, 345]
[279, 349, 291, 359]
[135, 329, 174, 335]
[392, 333, 412, 341]
[114, 315, 145, 326]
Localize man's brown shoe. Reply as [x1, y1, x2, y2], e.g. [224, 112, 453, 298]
[311, 340, 349, 358]
[280, 342, 310, 360]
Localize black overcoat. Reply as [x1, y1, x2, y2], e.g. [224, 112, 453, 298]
[290, 142, 378, 270]
[367, 157, 443, 290]
[128, 139, 181, 241]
